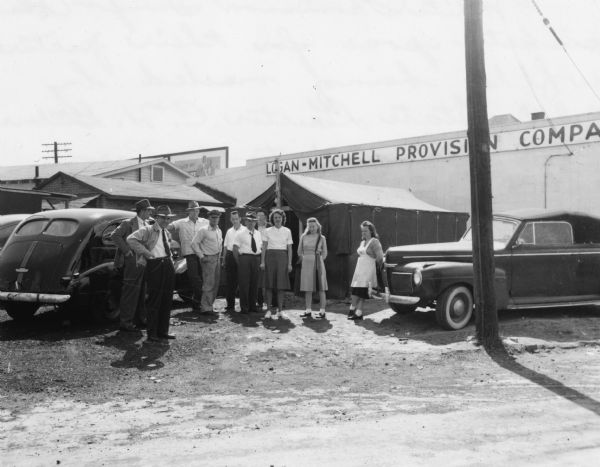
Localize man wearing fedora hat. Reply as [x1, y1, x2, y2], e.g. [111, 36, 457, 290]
[111, 198, 154, 332]
[233, 212, 262, 314]
[191, 209, 223, 313]
[127, 205, 177, 345]
[167, 200, 209, 311]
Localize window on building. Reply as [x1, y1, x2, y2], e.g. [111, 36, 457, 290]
[151, 166, 164, 182]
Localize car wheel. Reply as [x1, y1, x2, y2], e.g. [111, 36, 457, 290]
[435, 285, 473, 330]
[389, 303, 417, 314]
[4, 302, 39, 321]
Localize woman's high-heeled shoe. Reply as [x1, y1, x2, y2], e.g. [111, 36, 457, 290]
[350, 311, 363, 321]
[347, 308, 355, 319]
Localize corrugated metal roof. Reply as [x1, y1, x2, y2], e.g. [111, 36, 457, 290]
[68, 173, 222, 204]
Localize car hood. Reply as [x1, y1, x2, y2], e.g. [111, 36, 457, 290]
[386, 240, 506, 263]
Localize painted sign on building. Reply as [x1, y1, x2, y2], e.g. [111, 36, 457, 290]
[266, 119, 600, 175]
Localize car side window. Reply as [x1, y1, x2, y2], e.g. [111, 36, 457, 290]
[517, 221, 574, 246]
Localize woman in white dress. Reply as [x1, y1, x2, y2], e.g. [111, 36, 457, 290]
[297, 217, 328, 319]
[349, 221, 384, 320]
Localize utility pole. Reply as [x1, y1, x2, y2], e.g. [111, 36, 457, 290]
[42, 141, 72, 163]
[274, 157, 282, 208]
[464, 0, 501, 350]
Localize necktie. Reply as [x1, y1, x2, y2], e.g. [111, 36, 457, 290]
[250, 231, 257, 253]
[162, 229, 171, 257]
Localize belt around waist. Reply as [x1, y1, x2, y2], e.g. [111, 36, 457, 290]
[148, 256, 171, 262]
[240, 253, 261, 256]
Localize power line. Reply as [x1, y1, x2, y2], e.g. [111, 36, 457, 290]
[497, 6, 574, 156]
[530, 0, 600, 104]
[42, 141, 72, 163]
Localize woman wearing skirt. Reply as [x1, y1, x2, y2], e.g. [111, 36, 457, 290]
[260, 209, 293, 320]
[349, 220, 384, 320]
[298, 217, 328, 319]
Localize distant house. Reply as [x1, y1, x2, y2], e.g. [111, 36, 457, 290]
[0, 158, 193, 189]
[37, 172, 231, 215]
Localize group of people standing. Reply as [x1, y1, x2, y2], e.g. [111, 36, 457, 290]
[110, 198, 385, 346]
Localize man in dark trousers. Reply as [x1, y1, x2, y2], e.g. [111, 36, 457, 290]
[111, 198, 154, 332]
[127, 205, 176, 345]
[233, 212, 262, 314]
[167, 200, 208, 311]
[223, 210, 245, 311]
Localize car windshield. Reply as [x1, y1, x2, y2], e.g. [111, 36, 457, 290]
[461, 218, 519, 247]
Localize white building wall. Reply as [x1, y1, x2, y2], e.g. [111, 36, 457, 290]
[200, 111, 600, 216]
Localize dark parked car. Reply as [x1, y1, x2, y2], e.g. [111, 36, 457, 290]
[0, 209, 192, 321]
[384, 209, 600, 330]
[0, 214, 29, 251]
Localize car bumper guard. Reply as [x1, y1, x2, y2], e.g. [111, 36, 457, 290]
[0, 291, 71, 304]
[384, 288, 420, 305]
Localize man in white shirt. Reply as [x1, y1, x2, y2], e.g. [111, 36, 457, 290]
[223, 210, 246, 311]
[167, 200, 208, 311]
[233, 212, 262, 314]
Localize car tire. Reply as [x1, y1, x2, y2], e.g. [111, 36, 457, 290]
[435, 285, 473, 330]
[4, 302, 39, 321]
[389, 303, 417, 314]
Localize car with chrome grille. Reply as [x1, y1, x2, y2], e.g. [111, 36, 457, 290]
[0, 209, 192, 322]
[384, 209, 600, 330]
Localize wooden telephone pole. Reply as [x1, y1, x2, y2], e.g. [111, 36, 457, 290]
[464, 0, 501, 349]
[42, 141, 72, 163]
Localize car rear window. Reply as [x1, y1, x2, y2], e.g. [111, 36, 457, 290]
[15, 219, 48, 236]
[44, 219, 79, 237]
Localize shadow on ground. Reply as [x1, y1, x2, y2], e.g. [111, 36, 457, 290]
[353, 304, 600, 346]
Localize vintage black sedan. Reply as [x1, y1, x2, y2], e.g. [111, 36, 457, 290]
[0, 209, 192, 321]
[384, 209, 600, 330]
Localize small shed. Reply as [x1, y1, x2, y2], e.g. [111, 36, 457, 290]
[247, 173, 469, 298]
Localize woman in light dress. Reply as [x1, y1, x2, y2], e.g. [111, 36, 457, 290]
[260, 209, 293, 319]
[297, 217, 328, 319]
[348, 221, 384, 320]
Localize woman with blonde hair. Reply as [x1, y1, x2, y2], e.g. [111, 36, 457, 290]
[348, 220, 384, 320]
[297, 217, 328, 319]
[260, 208, 293, 319]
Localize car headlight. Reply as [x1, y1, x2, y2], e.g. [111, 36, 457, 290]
[412, 269, 422, 287]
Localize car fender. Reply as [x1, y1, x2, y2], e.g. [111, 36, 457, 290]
[406, 261, 509, 309]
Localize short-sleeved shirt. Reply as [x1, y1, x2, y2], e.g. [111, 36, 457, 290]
[224, 225, 247, 252]
[234, 229, 262, 255]
[264, 226, 293, 250]
[191, 226, 223, 256]
[168, 217, 209, 256]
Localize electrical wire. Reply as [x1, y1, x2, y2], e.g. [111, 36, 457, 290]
[530, 0, 600, 104]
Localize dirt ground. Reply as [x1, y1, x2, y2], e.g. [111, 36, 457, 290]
[1, 296, 600, 466]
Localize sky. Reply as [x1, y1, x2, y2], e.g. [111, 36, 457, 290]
[1, 0, 599, 168]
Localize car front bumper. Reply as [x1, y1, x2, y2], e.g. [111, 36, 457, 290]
[0, 291, 71, 304]
[385, 291, 420, 305]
